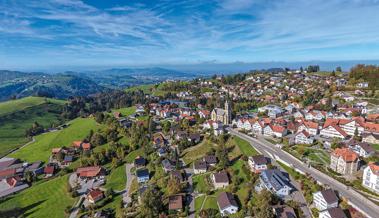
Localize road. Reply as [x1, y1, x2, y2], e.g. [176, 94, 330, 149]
[123, 163, 134, 205]
[229, 128, 379, 218]
[184, 168, 195, 218]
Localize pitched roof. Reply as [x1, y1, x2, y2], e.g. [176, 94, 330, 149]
[213, 171, 229, 183]
[325, 207, 347, 218]
[273, 205, 297, 218]
[320, 189, 339, 204]
[368, 162, 379, 176]
[362, 132, 379, 140]
[76, 166, 103, 177]
[364, 122, 379, 133]
[72, 141, 82, 148]
[194, 160, 207, 170]
[250, 155, 268, 165]
[88, 189, 104, 200]
[168, 195, 183, 210]
[136, 168, 149, 178]
[296, 130, 310, 138]
[203, 155, 217, 164]
[217, 192, 238, 210]
[332, 148, 358, 162]
[272, 125, 285, 133]
[82, 143, 91, 150]
[44, 166, 55, 175]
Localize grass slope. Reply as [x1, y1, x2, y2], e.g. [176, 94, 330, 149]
[233, 136, 259, 156]
[105, 164, 126, 191]
[112, 106, 136, 117]
[0, 175, 75, 218]
[10, 118, 100, 162]
[0, 96, 65, 116]
[0, 97, 66, 157]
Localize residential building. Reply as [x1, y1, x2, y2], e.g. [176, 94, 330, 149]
[346, 140, 375, 158]
[294, 130, 314, 145]
[87, 189, 104, 204]
[76, 166, 105, 179]
[217, 192, 239, 216]
[168, 194, 183, 211]
[248, 155, 268, 173]
[330, 148, 359, 175]
[312, 189, 339, 211]
[264, 125, 287, 138]
[273, 205, 297, 218]
[257, 169, 292, 197]
[319, 207, 347, 218]
[203, 155, 218, 167]
[193, 160, 207, 174]
[136, 169, 149, 183]
[320, 125, 348, 139]
[362, 162, 379, 193]
[212, 171, 229, 189]
[362, 132, 379, 144]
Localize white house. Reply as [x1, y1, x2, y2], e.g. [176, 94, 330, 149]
[212, 171, 229, 189]
[320, 125, 348, 139]
[347, 141, 375, 158]
[264, 125, 287, 138]
[257, 169, 292, 198]
[339, 119, 365, 136]
[297, 121, 319, 136]
[295, 130, 314, 145]
[362, 162, 379, 194]
[217, 192, 239, 216]
[248, 155, 268, 173]
[252, 121, 264, 134]
[312, 189, 339, 211]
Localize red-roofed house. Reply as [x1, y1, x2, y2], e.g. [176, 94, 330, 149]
[76, 166, 105, 179]
[72, 141, 82, 149]
[295, 130, 314, 145]
[330, 148, 359, 175]
[264, 124, 287, 138]
[320, 124, 348, 139]
[87, 189, 104, 204]
[362, 162, 379, 193]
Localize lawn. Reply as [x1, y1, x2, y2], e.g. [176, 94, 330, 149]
[233, 136, 258, 156]
[0, 175, 75, 218]
[0, 96, 64, 116]
[195, 195, 206, 214]
[105, 164, 126, 191]
[0, 100, 65, 157]
[202, 196, 218, 210]
[193, 174, 211, 193]
[125, 148, 144, 163]
[181, 140, 218, 165]
[10, 118, 101, 162]
[372, 144, 379, 151]
[112, 106, 136, 117]
[125, 84, 154, 94]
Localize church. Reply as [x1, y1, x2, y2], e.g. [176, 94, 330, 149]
[211, 100, 231, 125]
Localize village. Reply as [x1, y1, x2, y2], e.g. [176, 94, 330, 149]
[0, 68, 378, 218]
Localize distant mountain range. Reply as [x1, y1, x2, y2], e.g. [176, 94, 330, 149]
[0, 67, 196, 102]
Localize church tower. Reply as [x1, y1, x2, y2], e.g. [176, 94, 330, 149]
[225, 100, 231, 124]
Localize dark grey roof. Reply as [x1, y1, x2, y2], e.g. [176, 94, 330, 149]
[358, 142, 375, 153]
[136, 169, 149, 178]
[213, 171, 229, 183]
[251, 155, 268, 165]
[325, 207, 347, 218]
[203, 155, 217, 164]
[320, 189, 339, 204]
[194, 160, 207, 170]
[261, 169, 290, 192]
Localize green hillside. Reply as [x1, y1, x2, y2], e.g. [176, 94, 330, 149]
[0, 97, 66, 157]
[9, 117, 101, 162]
[0, 175, 75, 218]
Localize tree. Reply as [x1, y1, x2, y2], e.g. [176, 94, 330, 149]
[250, 189, 275, 218]
[216, 144, 229, 169]
[336, 66, 342, 72]
[139, 187, 163, 218]
[24, 171, 34, 183]
[90, 133, 106, 146]
[167, 177, 181, 195]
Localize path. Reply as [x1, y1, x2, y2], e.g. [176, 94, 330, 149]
[229, 128, 379, 218]
[123, 163, 134, 205]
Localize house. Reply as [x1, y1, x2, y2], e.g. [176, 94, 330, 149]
[294, 130, 314, 145]
[44, 165, 55, 178]
[134, 156, 147, 168]
[252, 120, 265, 134]
[193, 160, 207, 174]
[320, 125, 348, 139]
[356, 82, 369, 88]
[346, 140, 375, 158]
[76, 166, 105, 179]
[313, 189, 339, 211]
[319, 207, 347, 218]
[82, 143, 91, 150]
[168, 194, 183, 211]
[87, 189, 104, 204]
[273, 205, 297, 218]
[63, 155, 73, 166]
[217, 192, 239, 216]
[362, 162, 379, 193]
[72, 141, 83, 149]
[212, 171, 229, 189]
[188, 133, 201, 143]
[162, 159, 175, 173]
[362, 132, 379, 144]
[257, 169, 292, 197]
[136, 169, 149, 183]
[248, 155, 268, 173]
[171, 170, 184, 183]
[330, 148, 359, 175]
[297, 121, 319, 136]
[157, 147, 167, 157]
[203, 155, 217, 167]
[264, 125, 287, 138]
[198, 110, 211, 119]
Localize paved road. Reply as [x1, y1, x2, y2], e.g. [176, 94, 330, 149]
[184, 168, 195, 218]
[123, 163, 134, 205]
[229, 128, 379, 218]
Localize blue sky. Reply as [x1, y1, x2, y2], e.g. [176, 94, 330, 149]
[1, 0, 379, 70]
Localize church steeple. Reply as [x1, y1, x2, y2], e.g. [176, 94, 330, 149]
[225, 100, 231, 124]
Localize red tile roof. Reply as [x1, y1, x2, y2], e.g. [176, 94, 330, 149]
[332, 148, 358, 162]
[76, 166, 103, 177]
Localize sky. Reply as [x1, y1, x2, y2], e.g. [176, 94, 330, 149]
[1, 0, 379, 71]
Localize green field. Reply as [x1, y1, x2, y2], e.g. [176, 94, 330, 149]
[125, 148, 144, 163]
[112, 106, 136, 117]
[0, 97, 66, 157]
[193, 174, 211, 193]
[233, 136, 258, 156]
[0, 175, 75, 218]
[125, 84, 154, 94]
[0, 96, 65, 116]
[181, 140, 218, 165]
[105, 164, 126, 191]
[10, 118, 100, 162]
[195, 195, 206, 214]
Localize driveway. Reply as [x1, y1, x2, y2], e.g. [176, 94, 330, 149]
[184, 168, 195, 218]
[123, 163, 135, 205]
[229, 128, 379, 218]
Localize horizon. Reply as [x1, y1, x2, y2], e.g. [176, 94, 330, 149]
[2, 0, 379, 71]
